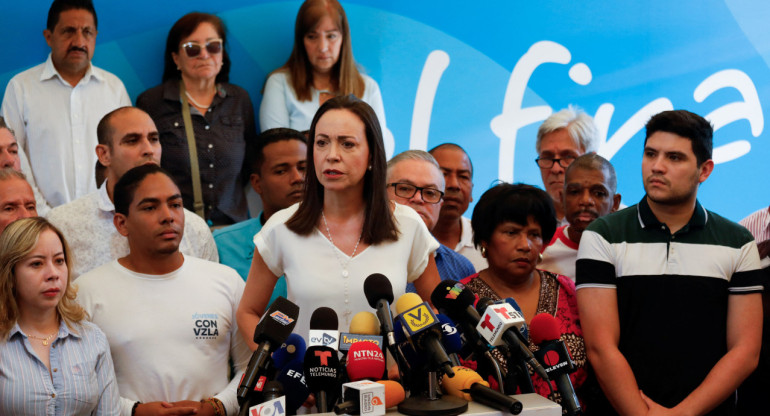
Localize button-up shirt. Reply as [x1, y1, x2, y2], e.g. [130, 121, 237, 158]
[1, 54, 131, 207]
[136, 79, 256, 224]
[0, 320, 120, 415]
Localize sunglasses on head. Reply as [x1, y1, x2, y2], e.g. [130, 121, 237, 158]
[181, 38, 223, 57]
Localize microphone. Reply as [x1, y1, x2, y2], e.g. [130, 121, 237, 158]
[350, 311, 380, 335]
[339, 312, 384, 353]
[502, 297, 528, 341]
[303, 344, 341, 413]
[272, 333, 307, 371]
[275, 358, 311, 415]
[436, 314, 463, 367]
[430, 280, 482, 325]
[442, 366, 523, 415]
[308, 307, 340, 350]
[363, 274, 407, 380]
[530, 313, 582, 416]
[394, 293, 455, 377]
[237, 296, 299, 406]
[347, 341, 386, 382]
[475, 298, 550, 384]
[375, 380, 406, 408]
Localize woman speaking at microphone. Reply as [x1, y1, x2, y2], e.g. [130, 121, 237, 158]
[0, 218, 119, 415]
[460, 183, 595, 408]
[237, 95, 439, 347]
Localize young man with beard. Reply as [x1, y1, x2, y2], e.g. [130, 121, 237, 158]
[540, 154, 620, 281]
[576, 110, 763, 415]
[77, 164, 249, 416]
[214, 128, 306, 304]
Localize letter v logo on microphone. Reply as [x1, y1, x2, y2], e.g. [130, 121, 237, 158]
[315, 350, 332, 366]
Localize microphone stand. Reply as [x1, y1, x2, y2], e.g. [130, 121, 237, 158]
[398, 369, 468, 415]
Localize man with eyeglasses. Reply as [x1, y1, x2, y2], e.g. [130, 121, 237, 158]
[1, 0, 131, 210]
[387, 150, 476, 292]
[535, 106, 600, 225]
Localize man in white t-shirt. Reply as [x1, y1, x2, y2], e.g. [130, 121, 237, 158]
[47, 106, 217, 278]
[76, 164, 249, 416]
[429, 143, 487, 271]
[540, 154, 620, 280]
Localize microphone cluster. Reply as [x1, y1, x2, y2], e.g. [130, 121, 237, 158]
[239, 276, 582, 416]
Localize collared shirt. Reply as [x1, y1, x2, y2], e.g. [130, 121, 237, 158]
[740, 206, 770, 269]
[454, 216, 487, 271]
[406, 243, 476, 293]
[136, 79, 256, 224]
[46, 180, 218, 278]
[540, 225, 579, 281]
[576, 196, 763, 412]
[0, 320, 120, 415]
[212, 213, 287, 306]
[1, 54, 131, 207]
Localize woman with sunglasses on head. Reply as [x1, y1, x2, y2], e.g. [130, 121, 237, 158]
[0, 217, 119, 415]
[260, 0, 389, 145]
[237, 95, 439, 345]
[137, 12, 256, 226]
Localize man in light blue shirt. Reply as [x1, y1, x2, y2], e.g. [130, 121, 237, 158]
[213, 128, 307, 306]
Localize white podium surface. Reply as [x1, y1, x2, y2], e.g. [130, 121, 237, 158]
[318, 393, 561, 416]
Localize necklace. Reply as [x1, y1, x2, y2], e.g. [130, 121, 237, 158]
[185, 90, 211, 110]
[27, 332, 57, 346]
[321, 211, 363, 278]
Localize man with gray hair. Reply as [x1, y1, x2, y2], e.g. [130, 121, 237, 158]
[0, 168, 37, 234]
[540, 154, 620, 280]
[0, 117, 50, 215]
[535, 106, 599, 224]
[387, 150, 475, 291]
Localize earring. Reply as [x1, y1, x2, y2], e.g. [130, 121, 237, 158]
[538, 253, 544, 264]
[367, 165, 372, 171]
[480, 246, 487, 258]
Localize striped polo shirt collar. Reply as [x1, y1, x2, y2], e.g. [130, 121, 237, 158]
[636, 195, 708, 232]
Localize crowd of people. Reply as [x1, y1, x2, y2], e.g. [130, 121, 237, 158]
[0, 0, 766, 415]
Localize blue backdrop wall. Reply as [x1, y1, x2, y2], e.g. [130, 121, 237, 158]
[2, 0, 768, 221]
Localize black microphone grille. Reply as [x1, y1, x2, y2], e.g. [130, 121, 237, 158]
[475, 297, 496, 315]
[310, 306, 339, 330]
[363, 273, 393, 308]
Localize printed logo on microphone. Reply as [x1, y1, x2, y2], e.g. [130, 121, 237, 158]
[543, 350, 561, 367]
[443, 283, 465, 300]
[270, 311, 295, 326]
[402, 304, 435, 332]
[249, 396, 286, 416]
[441, 322, 458, 336]
[192, 313, 219, 339]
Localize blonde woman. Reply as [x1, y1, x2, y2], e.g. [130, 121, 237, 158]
[0, 217, 119, 415]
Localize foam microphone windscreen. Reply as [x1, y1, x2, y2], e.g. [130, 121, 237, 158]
[276, 358, 311, 415]
[364, 273, 394, 307]
[349, 311, 380, 335]
[253, 296, 300, 345]
[430, 279, 478, 312]
[346, 341, 386, 381]
[530, 313, 561, 345]
[375, 380, 406, 408]
[272, 333, 307, 371]
[441, 366, 489, 401]
[310, 307, 339, 330]
[394, 292, 423, 315]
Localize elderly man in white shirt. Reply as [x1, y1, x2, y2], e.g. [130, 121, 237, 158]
[1, 0, 130, 209]
[47, 107, 217, 278]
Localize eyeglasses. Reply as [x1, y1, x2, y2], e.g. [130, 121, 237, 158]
[181, 39, 223, 58]
[388, 183, 444, 204]
[535, 156, 577, 169]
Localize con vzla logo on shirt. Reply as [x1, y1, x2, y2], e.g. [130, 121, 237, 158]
[192, 313, 220, 339]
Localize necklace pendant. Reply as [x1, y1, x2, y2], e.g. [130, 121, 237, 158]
[342, 269, 349, 278]
[43, 340, 49, 346]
